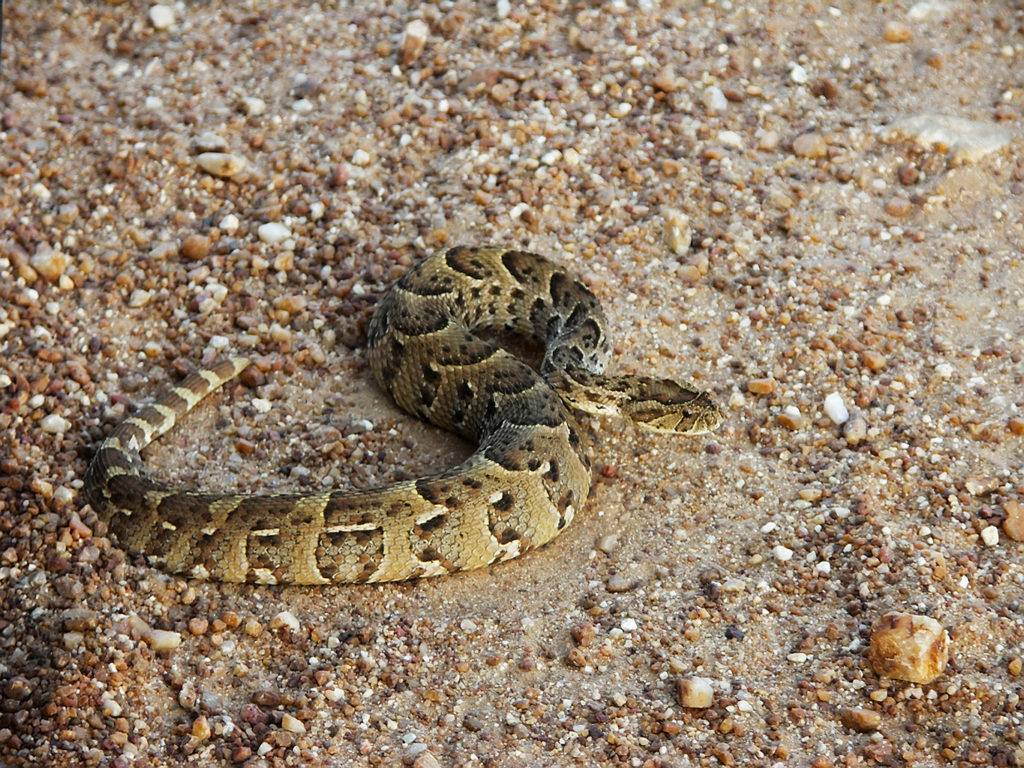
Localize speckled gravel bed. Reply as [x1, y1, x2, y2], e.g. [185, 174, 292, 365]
[2, 2, 1024, 766]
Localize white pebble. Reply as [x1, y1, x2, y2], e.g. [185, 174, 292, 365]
[540, 149, 562, 165]
[40, 413, 71, 434]
[197, 152, 246, 178]
[208, 335, 229, 350]
[460, 619, 478, 632]
[241, 97, 266, 116]
[309, 201, 326, 220]
[934, 362, 954, 378]
[220, 214, 240, 234]
[773, 545, 794, 562]
[702, 86, 727, 112]
[815, 561, 831, 574]
[823, 392, 850, 425]
[271, 611, 301, 632]
[789, 63, 809, 84]
[148, 5, 174, 30]
[292, 99, 314, 114]
[351, 149, 371, 166]
[146, 629, 182, 651]
[128, 289, 152, 308]
[609, 102, 632, 118]
[257, 222, 291, 245]
[717, 130, 743, 149]
[281, 714, 306, 733]
[980, 525, 999, 547]
[101, 695, 123, 717]
[787, 652, 808, 663]
[620, 617, 638, 632]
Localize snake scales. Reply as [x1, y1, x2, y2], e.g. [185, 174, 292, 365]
[85, 247, 723, 584]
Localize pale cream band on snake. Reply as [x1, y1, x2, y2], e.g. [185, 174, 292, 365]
[84, 247, 723, 584]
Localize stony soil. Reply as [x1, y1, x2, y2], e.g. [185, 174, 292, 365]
[2, 1, 1023, 766]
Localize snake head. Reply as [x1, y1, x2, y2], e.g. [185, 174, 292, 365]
[622, 379, 724, 435]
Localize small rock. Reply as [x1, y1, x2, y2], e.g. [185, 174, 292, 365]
[1009, 656, 1022, 676]
[843, 414, 868, 445]
[273, 295, 308, 314]
[792, 132, 827, 158]
[194, 132, 228, 153]
[747, 378, 777, 395]
[565, 647, 588, 668]
[351, 148, 371, 166]
[662, 208, 692, 255]
[789, 63, 809, 84]
[596, 533, 619, 555]
[270, 611, 300, 632]
[676, 676, 714, 708]
[964, 475, 998, 495]
[571, 621, 595, 648]
[30, 244, 67, 282]
[413, 753, 442, 768]
[401, 19, 429, 66]
[868, 611, 949, 684]
[40, 413, 71, 434]
[702, 86, 727, 112]
[257, 222, 291, 246]
[860, 350, 887, 371]
[883, 21, 912, 43]
[774, 545, 794, 562]
[62, 631, 84, 650]
[148, 4, 174, 30]
[1002, 500, 1024, 541]
[146, 629, 182, 651]
[241, 97, 266, 116]
[192, 715, 211, 741]
[840, 707, 882, 732]
[280, 713, 306, 733]
[607, 574, 634, 593]
[181, 234, 210, 261]
[823, 393, 850, 425]
[128, 289, 152, 308]
[197, 152, 246, 178]
[980, 525, 999, 547]
[652, 67, 679, 92]
[882, 114, 1013, 165]
[884, 196, 913, 217]
[620, 617, 638, 632]
[777, 407, 809, 431]
[101, 694, 122, 717]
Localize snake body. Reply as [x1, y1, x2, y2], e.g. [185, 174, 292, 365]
[84, 247, 722, 584]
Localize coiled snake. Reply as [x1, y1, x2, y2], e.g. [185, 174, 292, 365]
[84, 247, 723, 584]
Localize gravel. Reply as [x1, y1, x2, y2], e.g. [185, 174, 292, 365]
[2, 1, 1023, 766]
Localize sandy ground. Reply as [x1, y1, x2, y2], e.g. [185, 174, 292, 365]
[2, 1, 1024, 766]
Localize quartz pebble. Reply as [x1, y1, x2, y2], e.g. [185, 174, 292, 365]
[1002, 500, 1024, 541]
[980, 525, 999, 547]
[840, 707, 882, 732]
[281, 713, 306, 733]
[401, 19, 429, 66]
[843, 414, 868, 445]
[148, 5, 174, 29]
[270, 611, 300, 632]
[792, 132, 827, 158]
[676, 676, 714, 708]
[40, 413, 71, 434]
[747, 378, 777, 395]
[883, 21, 912, 42]
[30, 245, 67, 282]
[702, 86, 727, 112]
[882, 114, 1013, 164]
[868, 612, 948, 684]
[194, 132, 228, 153]
[197, 152, 246, 178]
[258, 223, 292, 245]
[146, 629, 182, 651]
[823, 393, 849, 425]
[662, 208, 692, 255]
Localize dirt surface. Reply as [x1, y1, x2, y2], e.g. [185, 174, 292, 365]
[2, 1, 1024, 766]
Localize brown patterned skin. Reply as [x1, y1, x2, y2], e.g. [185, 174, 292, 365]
[84, 247, 723, 584]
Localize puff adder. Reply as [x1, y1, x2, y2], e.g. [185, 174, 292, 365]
[84, 247, 723, 584]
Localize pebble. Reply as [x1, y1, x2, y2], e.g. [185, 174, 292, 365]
[280, 714, 306, 733]
[30, 245, 67, 282]
[148, 5, 174, 30]
[257, 222, 292, 245]
[860, 350, 887, 371]
[596, 533, 619, 554]
[843, 414, 868, 444]
[747, 377, 777, 395]
[676, 676, 714, 708]
[194, 132, 228, 153]
[789, 63, 809, 84]
[197, 152, 246, 178]
[776, 406, 808, 431]
[883, 21, 912, 42]
[40, 413, 71, 434]
[606, 574, 634, 593]
[1002, 500, 1024, 541]
[964, 475, 998, 495]
[192, 715, 211, 741]
[652, 67, 679, 92]
[662, 208, 692, 255]
[980, 525, 999, 547]
[620, 617, 638, 632]
[270, 611, 300, 632]
[351, 148, 371, 166]
[702, 86, 727, 112]
[128, 289, 152, 308]
[840, 707, 882, 732]
[868, 612, 949, 684]
[146, 629, 182, 651]
[241, 97, 266, 116]
[181, 234, 210, 261]
[413, 753, 442, 768]
[1009, 657, 1023, 676]
[774, 545, 794, 562]
[823, 393, 849, 425]
[792, 132, 827, 158]
[884, 196, 913, 217]
[401, 19, 429, 66]
[882, 114, 1013, 164]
